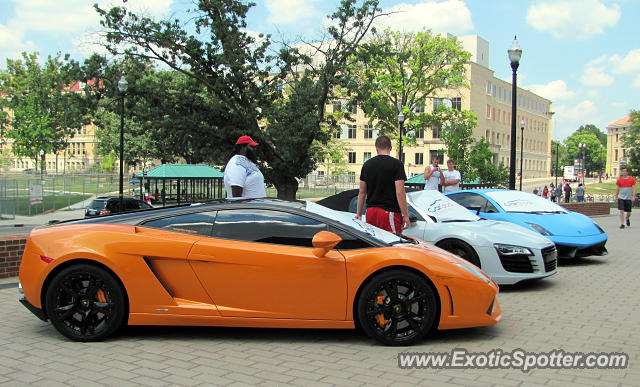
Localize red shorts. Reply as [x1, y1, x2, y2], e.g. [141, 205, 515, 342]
[365, 207, 403, 234]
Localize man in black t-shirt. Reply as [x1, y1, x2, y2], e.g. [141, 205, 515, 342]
[355, 135, 410, 234]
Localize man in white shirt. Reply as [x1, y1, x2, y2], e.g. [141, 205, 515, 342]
[223, 135, 267, 199]
[442, 159, 461, 192]
[423, 156, 445, 191]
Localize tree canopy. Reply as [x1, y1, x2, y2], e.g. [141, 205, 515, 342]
[621, 110, 640, 176]
[95, 0, 383, 199]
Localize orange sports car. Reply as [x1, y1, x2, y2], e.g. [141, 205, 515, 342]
[19, 199, 501, 345]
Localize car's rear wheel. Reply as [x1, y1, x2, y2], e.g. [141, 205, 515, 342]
[436, 239, 481, 268]
[357, 270, 437, 346]
[45, 264, 125, 341]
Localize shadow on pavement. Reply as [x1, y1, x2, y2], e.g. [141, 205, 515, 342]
[557, 257, 608, 267]
[499, 278, 557, 293]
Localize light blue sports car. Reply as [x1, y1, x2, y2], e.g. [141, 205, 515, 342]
[446, 189, 608, 258]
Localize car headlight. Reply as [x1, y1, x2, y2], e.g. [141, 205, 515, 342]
[455, 263, 491, 283]
[525, 222, 553, 236]
[593, 222, 605, 234]
[494, 243, 533, 256]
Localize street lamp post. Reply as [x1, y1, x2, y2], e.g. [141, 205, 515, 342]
[397, 105, 405, 164]
[578, 143, 586, 185]
[600, 144, 605, 183]
[39, 149, 44, 182]
[508, 36, 522, 190]
[555, 142, 559, 187]
[519, 119, 525, 191]
[118, 75, 128, 213]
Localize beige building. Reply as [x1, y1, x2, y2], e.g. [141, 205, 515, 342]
[606, 115, 633, 177]
[3, 80, 102, 174]
[319, 35, 553, 182]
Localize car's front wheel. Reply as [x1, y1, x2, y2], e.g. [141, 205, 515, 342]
[357, 270, 437, 346]
[45, 264, 126, 341]
[436, 239, 481, 268]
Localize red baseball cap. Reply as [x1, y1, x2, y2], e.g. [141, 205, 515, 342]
[236, 135, 258, 146]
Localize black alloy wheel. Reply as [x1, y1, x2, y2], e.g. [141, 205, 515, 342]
[45, 264, 126, 341]
[436, 239, 481, 268]
[357, 270, 437, 346]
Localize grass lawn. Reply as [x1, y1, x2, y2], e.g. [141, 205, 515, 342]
[3, 194, 90, 216]
[585, 182, 618, 195]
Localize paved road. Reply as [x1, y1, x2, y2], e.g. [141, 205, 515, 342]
[1, 214, 638, 386]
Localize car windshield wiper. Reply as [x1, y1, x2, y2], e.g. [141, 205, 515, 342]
[389, 235, 418, 245]
[441, 219, 474, 223]
[507, 210, 564, 214]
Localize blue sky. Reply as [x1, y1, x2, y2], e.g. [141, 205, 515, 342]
[1, 0, 638, 141]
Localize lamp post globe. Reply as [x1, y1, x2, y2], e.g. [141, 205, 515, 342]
[39, 149, 44, 182]
[508, 36, 522, 190]
[118, 76, 128, 212]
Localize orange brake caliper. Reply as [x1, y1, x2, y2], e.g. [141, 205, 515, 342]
[96, 289, 107, 303]
[375, 294, 389, 327]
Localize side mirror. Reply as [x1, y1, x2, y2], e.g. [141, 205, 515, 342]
[312, 231, 342, 257]
[467, 206, 481, 215]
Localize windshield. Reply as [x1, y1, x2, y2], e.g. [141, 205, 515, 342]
[89, 200, 107, 210]
[408, 190, 480, 222]
[484, 190, 569, 214]
[305, 201, 403, 245]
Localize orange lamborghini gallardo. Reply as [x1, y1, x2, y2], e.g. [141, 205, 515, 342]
[19, 199, 501, 345]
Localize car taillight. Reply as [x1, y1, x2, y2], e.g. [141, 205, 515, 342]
[100, 210, 110, 215]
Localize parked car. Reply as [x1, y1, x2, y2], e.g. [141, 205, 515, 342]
[446, 189, 608, 258]
[19, 199, 501, 345]
[85, 196, 152, 217]
[317, 189, 557, 285]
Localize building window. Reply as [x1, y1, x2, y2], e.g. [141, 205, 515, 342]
[363, 152, 371, 162]
[433, 98, 445, 110]
[333, 129, 341, 139]
[332, 101, 341, 113]
[349, 101, 357, 114]
[348, 125, 356, 139]
[364, 125, 373, 139]
[414, 100, 425, 113]
[415, 153, 424, 165]
[487, 81, 492, 94]
[415, 128, 424, 139]
[614, 149, 618, 161]
[429, 150, 444, 164]
[486, 104, 491, 119]
[451, 97, 461, 111]
[492, 85, 496, 96]
[432, 124, 442, 139]
[348, 152, 356, 164]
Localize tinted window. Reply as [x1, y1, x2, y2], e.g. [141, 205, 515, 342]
[125, 199, 141, 210]
[212, 209, 326, 247]
[448, 193, 491, 212]
[329, 226, 372, 250]
[89, 200, 106, 210]
[106, 199, 120, 212]
[143, 211, 216, 236]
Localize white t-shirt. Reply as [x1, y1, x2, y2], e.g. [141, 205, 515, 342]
[224, 155, 266, 199]
[424, 165, 441, 190]
[442, 169, 461, 192]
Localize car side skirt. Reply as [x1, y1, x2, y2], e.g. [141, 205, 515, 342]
[128, 314, 356, 329]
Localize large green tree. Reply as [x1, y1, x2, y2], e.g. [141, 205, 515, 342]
[0, 52, 86, 168]
[564, 131, 605, 177]
[347, 28, 471, 157]
[621, 110, 640, 176]
[468, 137, 509, 186]
[437, 107, 477, 179]
[96, 0, 383, 199]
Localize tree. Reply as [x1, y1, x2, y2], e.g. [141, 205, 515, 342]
[0, 52, 86, 168]
[621, 110, 640, 176]
[96, 0, 383, 199]
[564, 132, 603, 177]
[576, 124, 606, 145]
[347, 29, 471, 157]
[437, 107, 477, 179]
[468, 137, 509, 187]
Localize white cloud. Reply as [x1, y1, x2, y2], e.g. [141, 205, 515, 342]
[580, 56, 614, 87]
[586, 90, 600, 98]
[374, 0, 473, 34]
[266, 0, 321, 24]
[526, 0, 620, 39]
[610, 49, 640, 87]
[526, 80, 575, 101]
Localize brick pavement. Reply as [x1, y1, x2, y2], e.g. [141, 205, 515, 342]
[1, 214, 638, 386]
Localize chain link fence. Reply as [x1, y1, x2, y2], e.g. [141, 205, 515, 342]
[0, 173, 128, 218]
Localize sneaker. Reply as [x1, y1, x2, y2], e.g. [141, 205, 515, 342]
[627, 219, 631, 227]
[620, 225, 625, 229]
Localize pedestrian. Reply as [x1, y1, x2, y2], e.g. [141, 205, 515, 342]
[576, 183, 585, 202]
[423, 156, 445, 191]
[554, 184, 562, 203]
[355, 135, 410, 234]
[533, 187, 539, 196]
[542, 185, 549, 199]
[442, 159, 462, 192]
[563, 181, 572, 203]
[223, 135, 266, 199]
[615, 167, 637, 229]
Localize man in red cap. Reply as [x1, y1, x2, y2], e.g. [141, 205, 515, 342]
[223, 135, 266, 199]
